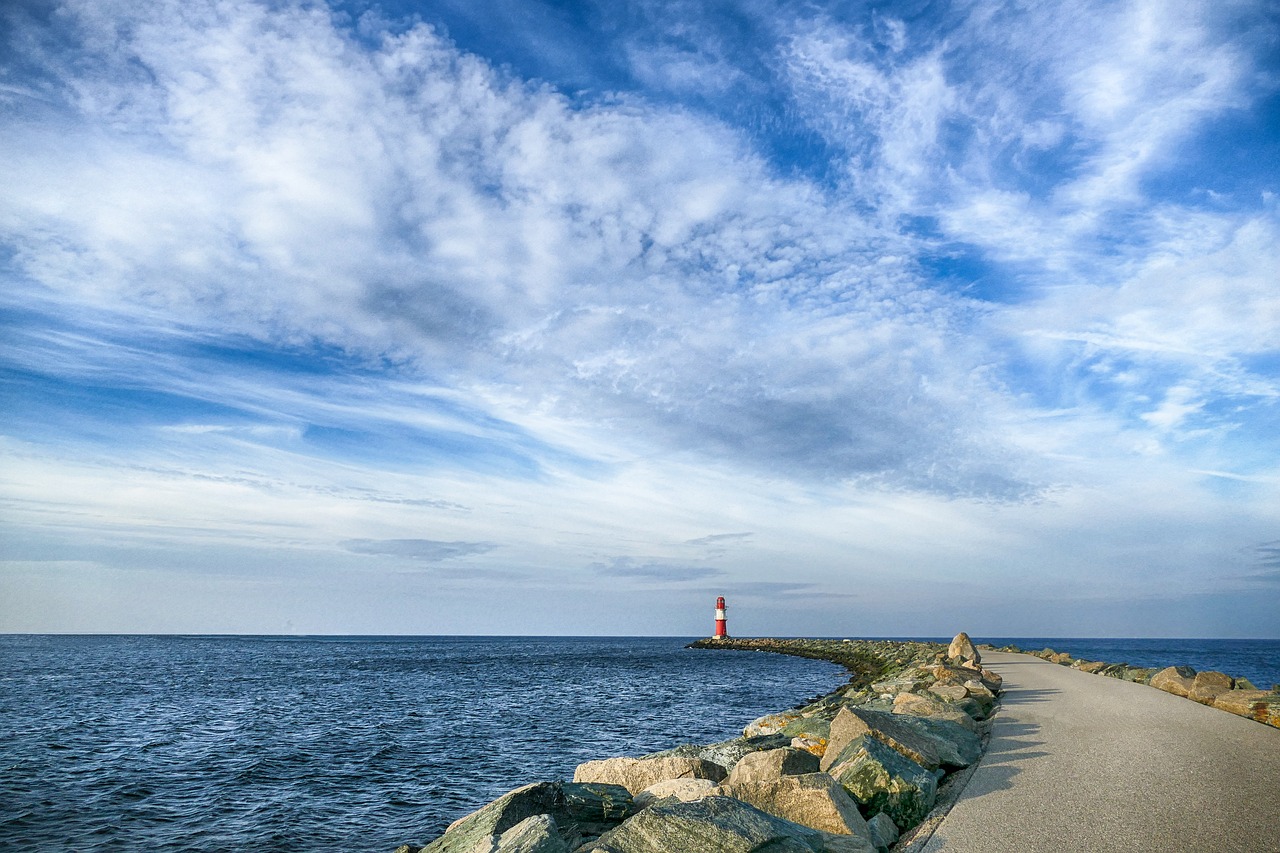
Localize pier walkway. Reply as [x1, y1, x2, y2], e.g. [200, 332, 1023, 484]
[919, 651, 1280, 853]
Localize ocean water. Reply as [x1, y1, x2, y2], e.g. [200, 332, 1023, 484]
[0, 635, 846, 852]
[3, 636, 1276, 853]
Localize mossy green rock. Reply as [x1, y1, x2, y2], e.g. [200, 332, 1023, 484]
[889, 715, 982, 769]
[781, 714, 835, 741]
[420, 781, 632, 853]
[589, 796, 875, 853]
[647, 733, 793, 772]
[825, 735, 939, 829]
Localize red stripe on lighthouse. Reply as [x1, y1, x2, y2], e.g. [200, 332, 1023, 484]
[714, 595, 728, 639]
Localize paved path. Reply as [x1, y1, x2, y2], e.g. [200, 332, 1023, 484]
[920, 651, 1280, 853]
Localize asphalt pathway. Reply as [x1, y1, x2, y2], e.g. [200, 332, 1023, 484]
[920, 651, 1280, 853]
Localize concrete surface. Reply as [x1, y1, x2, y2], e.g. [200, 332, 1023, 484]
[919, 651, 1280, 853]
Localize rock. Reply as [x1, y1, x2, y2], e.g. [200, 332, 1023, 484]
[870, 677, 928, 696]
[423, 782, 633, 853]
[1188, 671, 1234, 705]
[960, 681, 997, 716]
[573, 756, 726, 795]
[485, 814, 571, 853]
[824, 734, 939, 830]
[927, 684, 968, 702]
[924, 665, 973, 686]
[633, 778, 718, 810]
[695, 734, 792, 772]
[820, 707, 941, 772]
[781, 714, 835, 741]
[1076, 660, 1108, 674]
[1213, 690, 1280, 727]
[726, 747, 820, 785]
[866, 813, 899, 853]
[589, 796, 876, 853]
[717, 773, 874, 837]
[947, 633, 980, 664]
[744, 711, 804, 737]
[791, 736, 829, 757]
[892, 692, 978, 732]
[1235, 677, 1257, 691]
[889, 715, 983, 769]
[1123, 667, 1157, 683]
[1150, 666, 1197, 698]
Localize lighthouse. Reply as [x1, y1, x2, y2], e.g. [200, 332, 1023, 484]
[714, 596, 728, 639]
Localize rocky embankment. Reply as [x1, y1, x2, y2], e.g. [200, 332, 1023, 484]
[396, 633, 1001, 853]
[1001, 645, 1280, 728]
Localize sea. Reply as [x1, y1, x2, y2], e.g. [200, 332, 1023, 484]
[1, 635, 1276, 853]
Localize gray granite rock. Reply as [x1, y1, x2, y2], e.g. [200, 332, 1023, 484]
[588, 796, 875, 853]
[825, 735, 939, 830]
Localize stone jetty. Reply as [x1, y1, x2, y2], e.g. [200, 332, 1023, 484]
[997, 644, 1280, 728]
[396, 634, 1001, 853]
[917, 650, 1280, 852]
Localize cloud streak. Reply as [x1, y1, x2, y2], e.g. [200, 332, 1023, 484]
[341, 539, 496, 562]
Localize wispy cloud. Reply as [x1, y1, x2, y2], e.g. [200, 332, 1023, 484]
[684, 533, 754, 547]
[593, 558, 724, 582]
[1, 0, 1277, 635]
[341, 539, 496, 562]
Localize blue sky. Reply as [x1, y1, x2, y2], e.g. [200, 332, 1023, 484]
[1, 0, 1277, 637]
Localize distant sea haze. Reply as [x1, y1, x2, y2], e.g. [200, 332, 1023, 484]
[2, 635, 1276, 852]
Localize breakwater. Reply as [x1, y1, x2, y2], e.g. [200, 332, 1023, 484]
[401, 634, 1002, 853]
[1002, 644, 1280, 728]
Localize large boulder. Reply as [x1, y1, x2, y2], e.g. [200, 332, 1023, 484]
[694, 734, 793, 772]
[485, 814, 570, 853]
[947, 633, 980, 664]
[422, 782, 632, 853]
[824, 734, 939, 830]
[632, 778, 718, 810]
[588, 796, 876, 853]
[727, 747, 820, 785]
[573, 755, 727, 795]
[892, 692, 978, 732]
[820, 707, 941, 772]
[1150, 666, 1197, 698]
[781, 714, 835, 741]
[1213, 690, 1280, 728]
[1188, 671, 1234, 705]
[927, 683, 968, 703]
[888, 715, 983, 769]
[717, 773, 873, 838]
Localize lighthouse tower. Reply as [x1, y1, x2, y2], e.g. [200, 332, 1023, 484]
[714, 596, 728, 639]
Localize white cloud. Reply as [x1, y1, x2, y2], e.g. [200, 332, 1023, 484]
[1, 0, 1277, 635]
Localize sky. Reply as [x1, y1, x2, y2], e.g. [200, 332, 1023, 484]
[1, 0, 1278, 638]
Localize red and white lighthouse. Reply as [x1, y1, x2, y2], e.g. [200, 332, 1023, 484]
[714, 596, 728, 639]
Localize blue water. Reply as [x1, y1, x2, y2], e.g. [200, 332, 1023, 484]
[2, 636, 1276, 853]
[975, 637, 1280, 690]
[0, 635, 846, 852]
